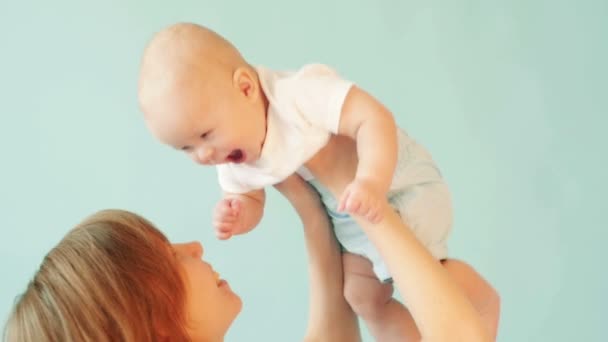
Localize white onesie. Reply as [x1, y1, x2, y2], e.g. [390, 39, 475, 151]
[216, 64, 353, 193]
[217, 64, 452, 281]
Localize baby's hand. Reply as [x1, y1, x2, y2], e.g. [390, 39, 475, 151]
[338, 178, 385, 223]
[212, 198, 243, 240]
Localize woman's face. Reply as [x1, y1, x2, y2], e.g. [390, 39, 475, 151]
[172, 242, 242, 340]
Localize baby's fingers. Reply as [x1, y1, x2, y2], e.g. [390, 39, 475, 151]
[337, 188, 351, 212]
[229, 198, 242, 215]
[214, 222, 234, 238]
[214, 220, 235, 230]
[366, 198, 386, 223]
[345, 194, 363, 214]
[216, 230, 233, 240]
[358, 197, 375, 216]
[215, 212, 238, 223]
[367, 206, 381, 223]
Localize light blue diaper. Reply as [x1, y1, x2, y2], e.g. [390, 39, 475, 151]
[308, 178, 452, 282]
[306, 179, 399, 282]
[305, 129, 452, 282]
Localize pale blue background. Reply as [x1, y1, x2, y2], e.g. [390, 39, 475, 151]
[1, 1, 606, 341]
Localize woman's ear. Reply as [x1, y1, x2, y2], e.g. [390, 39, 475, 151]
[153, 315, 173, 341]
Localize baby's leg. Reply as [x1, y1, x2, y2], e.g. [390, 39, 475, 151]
[343, 253, 500, 341]
[342, 252, 419, 341]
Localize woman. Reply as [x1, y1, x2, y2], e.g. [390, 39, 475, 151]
[4, 174, 494, 341]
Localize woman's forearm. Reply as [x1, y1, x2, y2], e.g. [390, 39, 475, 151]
[274, 176, 361, 342]
[301, 213, 361, 342]
[354, 204, 491, 342]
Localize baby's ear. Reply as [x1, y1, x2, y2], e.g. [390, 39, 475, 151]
[232, 67, 257, 99]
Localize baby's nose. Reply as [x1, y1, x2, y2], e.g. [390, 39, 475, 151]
[196, 147, 214, 165]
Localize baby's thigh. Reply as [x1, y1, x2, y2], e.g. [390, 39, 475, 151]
[390, 182, 453, 260]
[342, 253, 394, 306]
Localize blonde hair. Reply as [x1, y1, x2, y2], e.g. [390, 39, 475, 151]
[140, 22, 249, 75]
[138, 22, 255, 113]
[4, 210, 190, 342]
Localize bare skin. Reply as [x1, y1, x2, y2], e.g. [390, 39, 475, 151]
[139, 23, 500, 341]
[306, 135, 500, 341]
[275, 175, 362, 342]
[279, 171, 496, 341]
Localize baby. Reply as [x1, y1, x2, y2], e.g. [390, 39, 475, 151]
[139, 23, 456, 340]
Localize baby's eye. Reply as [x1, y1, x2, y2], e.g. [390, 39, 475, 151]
[201, 131, 211, 139]
[181, 146, 192, 152]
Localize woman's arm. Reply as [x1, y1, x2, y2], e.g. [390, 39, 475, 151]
[275, 172, 490, 341]
[274, 175, 361, 342]
[353, 202, 492, 342]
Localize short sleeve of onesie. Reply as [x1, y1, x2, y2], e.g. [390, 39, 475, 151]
[292, 64, 354, 134]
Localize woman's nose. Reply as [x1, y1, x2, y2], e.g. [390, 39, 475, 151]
[187, 241, 203, 258]
[173, 241, 203, 258]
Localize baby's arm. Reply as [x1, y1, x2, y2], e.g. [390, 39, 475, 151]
[336, 86, 398, 222]
[213, 189, 265, 240]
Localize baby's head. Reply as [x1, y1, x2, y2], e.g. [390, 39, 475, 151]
[138, 23, 267, 165]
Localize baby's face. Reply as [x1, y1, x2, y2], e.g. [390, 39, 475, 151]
[144, 72, 267, 166]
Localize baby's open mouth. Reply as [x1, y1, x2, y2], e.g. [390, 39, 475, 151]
[227, 149, 244, 163]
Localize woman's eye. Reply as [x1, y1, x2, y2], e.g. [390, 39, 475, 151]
[201, 131, 210, 139]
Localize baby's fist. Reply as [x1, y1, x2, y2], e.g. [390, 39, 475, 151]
[337, 178, 384, 223]
[212, 198, 242, 240]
